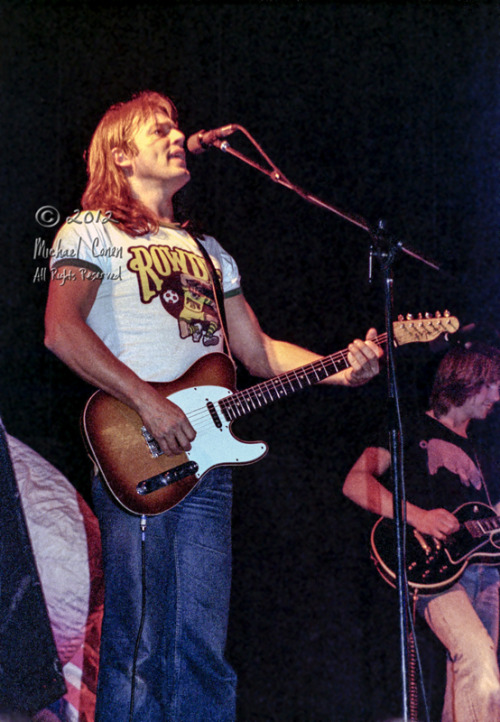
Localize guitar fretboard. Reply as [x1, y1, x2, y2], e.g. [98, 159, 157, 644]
[219, 332, 388, 422]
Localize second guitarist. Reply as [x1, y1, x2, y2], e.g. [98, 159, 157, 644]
[343, 343, 500, 722]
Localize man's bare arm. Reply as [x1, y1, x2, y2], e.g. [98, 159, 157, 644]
[343, 446, 459, 540]
[224, 293, 383, 386]
[44, 267, 195, 455]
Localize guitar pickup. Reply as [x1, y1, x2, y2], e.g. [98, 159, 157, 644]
[207, 401, 222, 428]
[141, 426, 162, 458]
[413, 529, 432, 555]
[136, 461, 199, 495]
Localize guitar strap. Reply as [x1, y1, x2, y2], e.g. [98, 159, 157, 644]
[190, 233, 233, 362]
[473, 450, 493, 507]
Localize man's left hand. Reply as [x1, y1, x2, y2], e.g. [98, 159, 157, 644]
[345, 328, 384, 386]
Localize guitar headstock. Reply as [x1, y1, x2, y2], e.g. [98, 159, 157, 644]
[393, 311, 460, 346]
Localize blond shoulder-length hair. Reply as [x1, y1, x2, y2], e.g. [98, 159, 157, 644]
[81, 91, 179, 237]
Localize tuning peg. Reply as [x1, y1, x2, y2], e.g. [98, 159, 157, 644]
[444, 310, 450, 317]
[435, 311, 442, 318]
[398, 314, 404, 322]
[406, 314, 414, 321]
[425, 312, 432, 319]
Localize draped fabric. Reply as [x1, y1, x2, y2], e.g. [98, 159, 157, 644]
[0, 420, 66, 714]
[5, 430, 104, 721]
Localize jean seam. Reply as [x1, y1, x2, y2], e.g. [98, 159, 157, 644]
[171, 528, 182, 720]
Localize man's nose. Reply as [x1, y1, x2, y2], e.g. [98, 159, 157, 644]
[490, 386, 500, 402]
[171, 127, 185, 142]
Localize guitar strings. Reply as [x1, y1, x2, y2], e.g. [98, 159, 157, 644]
[174, 336, 388, 439]
[159, 317, 456, 447]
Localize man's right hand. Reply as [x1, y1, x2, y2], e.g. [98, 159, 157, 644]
[413, 508, 460, 541]
[138, 392, 197, 456]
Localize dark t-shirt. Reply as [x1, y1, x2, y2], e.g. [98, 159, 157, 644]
[379, 413, 497, 513]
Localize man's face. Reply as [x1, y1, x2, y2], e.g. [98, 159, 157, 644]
[124, 110, 190, 194]
[462, 382, 500, 421]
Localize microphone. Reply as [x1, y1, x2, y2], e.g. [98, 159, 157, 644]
[186, 125, 237, 154]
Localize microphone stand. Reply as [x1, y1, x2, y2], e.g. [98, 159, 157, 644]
[212, 125, 440, 272]
[210, 126, 442, 722]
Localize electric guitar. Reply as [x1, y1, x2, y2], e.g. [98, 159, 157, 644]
[82, 312, 459, 516]
[371, 501, 500, 594]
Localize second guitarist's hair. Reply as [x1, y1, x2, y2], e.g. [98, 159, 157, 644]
[430, 343, 500, 418]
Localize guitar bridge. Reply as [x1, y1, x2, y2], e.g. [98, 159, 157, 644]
[141, 426, 162, 458]
[136, 461, 199, 495]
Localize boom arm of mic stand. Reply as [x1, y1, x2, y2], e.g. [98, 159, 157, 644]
[213, 133, 440, 272]
[213, 136, 371, 232]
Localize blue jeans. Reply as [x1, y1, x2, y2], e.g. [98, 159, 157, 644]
[417, 565, 500, 722]
[92, 468, 237, 721]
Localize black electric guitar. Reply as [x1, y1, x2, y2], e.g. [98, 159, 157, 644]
[82, 312, 459, 516]
[371, 501, 500, 593]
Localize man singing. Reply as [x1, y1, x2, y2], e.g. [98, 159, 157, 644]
[45, 91, 383, 721]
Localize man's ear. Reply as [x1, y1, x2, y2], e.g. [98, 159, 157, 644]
[111, 147, 132, 170]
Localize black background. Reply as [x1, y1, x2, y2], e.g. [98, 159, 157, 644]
[2, 2, 500, 720]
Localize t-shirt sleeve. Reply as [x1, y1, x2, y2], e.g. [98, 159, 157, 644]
[201, 235, 241, 297]
[49, 219, 115, 275]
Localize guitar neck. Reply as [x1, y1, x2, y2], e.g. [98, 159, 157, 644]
[220, 332, 388, 422]
[217, 312, 460, 423]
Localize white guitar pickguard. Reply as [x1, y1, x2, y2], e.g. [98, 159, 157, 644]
[167, 385, 268, 477]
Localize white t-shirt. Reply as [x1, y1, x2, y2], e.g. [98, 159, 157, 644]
[50, 217, 241, 381]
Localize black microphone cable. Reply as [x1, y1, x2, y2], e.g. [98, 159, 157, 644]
[128, 514, 148, 722]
